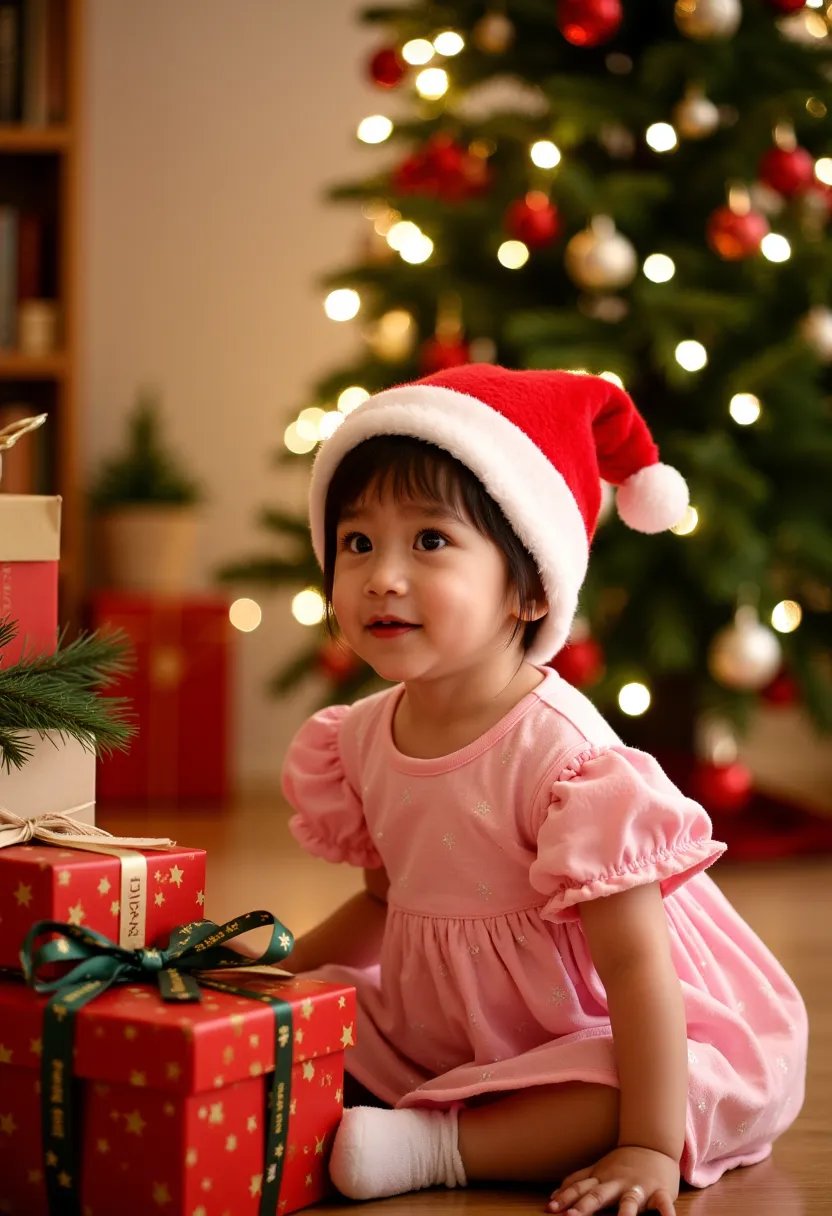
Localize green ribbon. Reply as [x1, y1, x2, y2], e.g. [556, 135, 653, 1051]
[21, 910, 296, 1216]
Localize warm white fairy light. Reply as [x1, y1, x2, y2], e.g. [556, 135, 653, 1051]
[229, 598, 262, 633]
[324, 289, 360, 321]
[729, 393, 761, 425]
[297, 406, 326, 440]
[284, 422, 317, 455]
[338, 386, 369, 414]
[530, 140, 561, 169]
[400, 233, 434, 263]
[618, 682, 651, 716]
[415, 67, 449, 99]
[599, 371, 624, 388]
[643, 253, 675, 283]
[318, 411, 345, 440]
[771, 600, 803, 633]
[386, 220, 421, 251]
[357, 115, 393, 144]
[671, 506, 699, 536]
[434, 31, 464, 55]
[497, 240, 530, 269]
[292, 589, 326, 627]
[402, 38, 434, 64]
[761, 233, 791, 262]
[646, 123, 678, 153]
[815, 156, 832, 185]
[675, 340, 707, 371]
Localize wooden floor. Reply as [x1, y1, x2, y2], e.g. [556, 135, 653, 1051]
[99, 794, 832, 1216]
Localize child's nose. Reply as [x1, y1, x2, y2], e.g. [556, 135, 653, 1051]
[364, 549, 408, 596]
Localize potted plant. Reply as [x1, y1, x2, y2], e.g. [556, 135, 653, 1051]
[91, 390, 204, 594]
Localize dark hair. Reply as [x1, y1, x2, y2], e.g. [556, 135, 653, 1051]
[323, 435, 545, 650]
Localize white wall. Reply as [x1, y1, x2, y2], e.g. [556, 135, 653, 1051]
[82, 0, 379, 787]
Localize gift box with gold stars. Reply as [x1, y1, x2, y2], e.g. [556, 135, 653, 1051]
[0, 966, 355, 1215]
[0, 843, 207, 971]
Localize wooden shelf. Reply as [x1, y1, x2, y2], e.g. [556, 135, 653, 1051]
[0, 125, 71, 153]
[0, 351, 67, 379]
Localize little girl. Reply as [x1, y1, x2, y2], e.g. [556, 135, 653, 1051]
[280, 365, 807, 1216]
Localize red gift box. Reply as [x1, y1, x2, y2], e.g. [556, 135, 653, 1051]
[89, 593, 232, 804]
[0, 843, 207, 970]
[0, 968, 355, 1215]
[0, 495, 61, 666]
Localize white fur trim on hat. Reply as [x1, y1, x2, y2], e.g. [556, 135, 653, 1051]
[309, 383, 590, 663]
[616, 462, 690, 533]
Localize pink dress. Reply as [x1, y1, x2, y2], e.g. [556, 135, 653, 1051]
[282, 667, 807, 1188]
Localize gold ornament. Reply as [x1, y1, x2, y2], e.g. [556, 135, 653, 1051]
[473, 11, 515, 54]
[673, 86, 720, 139]
[364, 308, 417, 362]
[565, 216, 637, 291]
[674, 0, 742, 40]
[798, 306, 832, 363]
[708, 606, 782, 691]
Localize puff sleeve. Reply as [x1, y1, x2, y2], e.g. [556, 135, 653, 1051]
[282, 706, 383, 868]
[529, 745, 726, 924]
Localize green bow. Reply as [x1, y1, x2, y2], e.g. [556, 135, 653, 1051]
[21, 911, 297, 1216]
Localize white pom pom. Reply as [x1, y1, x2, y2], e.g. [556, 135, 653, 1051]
[616, 462, 689, 534]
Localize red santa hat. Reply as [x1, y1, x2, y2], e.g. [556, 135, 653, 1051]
[309, 365, 689, 663]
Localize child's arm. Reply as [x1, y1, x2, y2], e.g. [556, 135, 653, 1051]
[280, 865, 390, 974]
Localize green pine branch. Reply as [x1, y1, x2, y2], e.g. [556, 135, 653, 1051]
[0, 618, 137, 773]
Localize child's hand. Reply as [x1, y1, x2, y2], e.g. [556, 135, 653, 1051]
[547, 1145, 679, 1216]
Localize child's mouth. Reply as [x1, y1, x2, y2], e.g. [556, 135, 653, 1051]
[367, 621, 420, 638]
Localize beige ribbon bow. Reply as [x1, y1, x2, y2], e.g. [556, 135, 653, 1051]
[0, 803, 176, 852]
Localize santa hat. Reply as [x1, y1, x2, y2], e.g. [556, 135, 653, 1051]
[309, 365, 689, 663]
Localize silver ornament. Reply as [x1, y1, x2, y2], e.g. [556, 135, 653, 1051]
[708, 606, 782, 691]
[799, 306, 832, 363]
[674, 0, 742, 41]
[673, 88, 720, 139]
[473, 11, 515, 54]
[565, 216, 637, 291]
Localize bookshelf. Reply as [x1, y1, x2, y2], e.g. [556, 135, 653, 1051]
[0, 0, 82, 627]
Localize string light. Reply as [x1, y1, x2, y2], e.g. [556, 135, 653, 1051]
[530, 140, 561, 169]
[400, 233, 434, 263]
[338, 386, 369, 414]
[599, 371, 624, 388]
[433, 31, 464, 55]
[387, 220, 433, 263]
[761, 233, 791, 262]
[771, 600, 802, 633]
[671, 506, 699, 535]
[815, 157, 832, 185]
[402, 38, 434, 64]
[229, 598, 262, 633]
[645, 123, 678, 153]
[297, 406, 326, 440]
[324, 289, 360, 321]
[497, 240, 530, 268]
[643, 253, 675, 283]
[415, 67, 449, 99]
[729, 393, 761, 425]
[292, 589, 326, 627]
[618, 682, 651, 716]
[284, 422, 317, 455]
[357, 115, 393, 144]
[675, 340, 707, 371]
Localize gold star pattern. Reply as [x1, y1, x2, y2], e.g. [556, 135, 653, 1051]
[335, 1088, 342, 1105]
[154, 892, 165, 907]
[300, 998, 314, 1021]
[129, 1071, 146, 1087]
[154, 870, 163, 882]
[196, 890, 205, 906]
[124, 1110, 146, 1136]
[57, 870, 71, 887]
[208, 1102, 224, 1125]
[213, 1075, 224, 1087]
[249, 1174, 263, 1197]
[337, 996, 347, 1009]
[229, 1014, 244, 1037]
[249, 1033, 259, 1048]
[166, 1062, 181, 1080]
[0, 1113, 17, 1135]
[45, 1151, 58, 1168]
[289, 1099, 297, 1116]
[169, 864, 184, 888]
[222, 1045, 234, 1064]
[186, 1148, 198, 1167]
[13, 881, 32, 907]
[225, 1134, 237, 1152]
[152, 1181, 171, 1206]
[110, 900, 120, 917]
[58, 1171, 72, 1188]
[341, 1023, 355, 1048]
[246, 1116, 258, 1133]
[193, 1209, 206, 1216]
[97, 877, 111, 896]
[28, 1168, 42, 1183]
[315, 1135, 325, 1155]
[96, 1139, 110, 1154]
[197, 1106, 208, 1121]
[163, 1102, 175, 1116]
[0, 1045, 11, 1064]
[200, 1178, 213, 1192]
[278, 932, 291, 950]
[67, 901, 85, 926]
[124, 1026, 137, 1041]
[302, 1061, 315, 1081]
[305, 1173, 313, 1187]
[294, 1028, 304, 1045]
[249, 1062, 262, 1077]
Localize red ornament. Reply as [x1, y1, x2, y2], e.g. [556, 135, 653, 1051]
[504, 192, 562, 248]
[369, 46, 406, 88]
[758, 145, 815, 198]
[551, 638, 605, 687]
[558, 0, 623, 47]
[392, 135, 492, 203]
[419, 335, 472, 374]
[706, 205, 769, 260]
[692, 760, 753, 814]
[317, 638, 362, 684]
[762, 670, 800, 707]
[767, 0, 806, 10]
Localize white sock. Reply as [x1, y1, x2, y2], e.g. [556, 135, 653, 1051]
[329, 1104, 467, 1200]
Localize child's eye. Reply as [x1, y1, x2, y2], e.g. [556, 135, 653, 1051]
[340, 531, 372, 554]
[415, 529, 448, 552]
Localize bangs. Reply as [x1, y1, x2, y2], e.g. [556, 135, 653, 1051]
[330, 436, 475, 525]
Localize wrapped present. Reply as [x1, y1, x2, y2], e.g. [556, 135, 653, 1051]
[0, 494, 61, 667]
[0, 911, 354, 1216]
[0, 732, 96, 826]
[89, 593, 231, 804]
[0, 807, 206, 970]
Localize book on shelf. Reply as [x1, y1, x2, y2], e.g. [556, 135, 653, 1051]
[0, 0, 65, 126]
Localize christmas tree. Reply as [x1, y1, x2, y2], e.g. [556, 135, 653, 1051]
[221, 0, 832, 798]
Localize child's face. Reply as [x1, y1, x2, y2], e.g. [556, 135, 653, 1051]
[332, 486, 525, 686]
